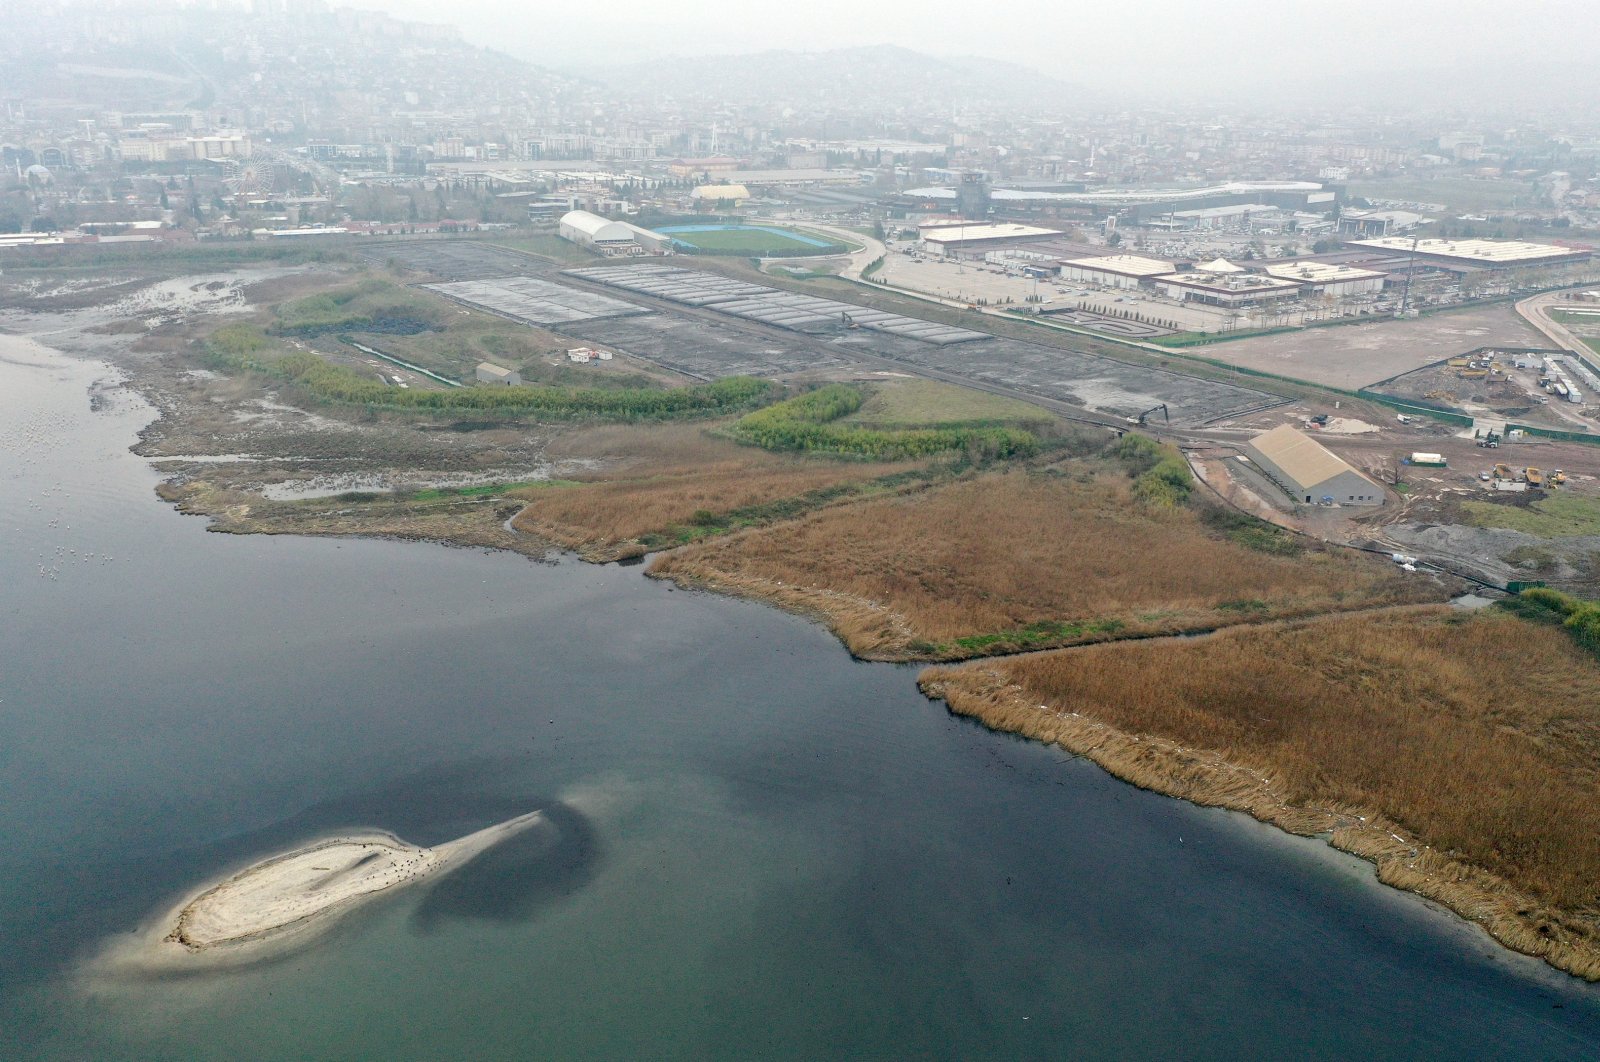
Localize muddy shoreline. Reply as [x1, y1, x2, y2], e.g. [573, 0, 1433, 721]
[918, 664, 1600, 982]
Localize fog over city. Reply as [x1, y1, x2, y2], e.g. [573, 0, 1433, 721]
[361, 0, 1600, 105]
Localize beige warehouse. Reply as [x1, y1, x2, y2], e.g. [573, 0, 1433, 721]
[1244, 424, 1384, 505]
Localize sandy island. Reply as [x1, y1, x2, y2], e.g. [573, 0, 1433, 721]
[96, 811, 541, 975]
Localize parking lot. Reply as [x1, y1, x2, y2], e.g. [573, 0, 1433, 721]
[1196, 303, 1548, 390]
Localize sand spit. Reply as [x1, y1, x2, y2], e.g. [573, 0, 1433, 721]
[918, 667, 1600, 983]
[97, 812, 542, 975]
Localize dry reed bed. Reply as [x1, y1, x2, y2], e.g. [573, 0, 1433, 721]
[648, 469, 1443, 660]
[511, 423, 922, 559]
[919, 608, 1600, 980]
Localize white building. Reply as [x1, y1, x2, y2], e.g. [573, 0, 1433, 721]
[918, 222, 1062, 256]
[475, 362, 522, 386]
[1244, 424, 1383, 506]
[1152, 270, 1303, 307]
[559, 210, 644, 254]
[1060, 254, 1176, 289]
[1262, 261, 1387, 298]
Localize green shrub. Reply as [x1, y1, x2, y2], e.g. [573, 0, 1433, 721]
[204, 336, 773, 420]
[730, 384, 1038, 460]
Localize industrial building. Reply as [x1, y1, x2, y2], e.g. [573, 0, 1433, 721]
[917, 222, 1062, 257]
[1244, 424, 1383, 506]
[1152, 269, 1303, 307]
[1345, 237, 1591, 273]
[1060, 254, 1176, 289]
[691, 183, 751, 205]
[475, 362, 522, 386]
[557, 210, 669, 255]
[1262, 260, 1387, 298]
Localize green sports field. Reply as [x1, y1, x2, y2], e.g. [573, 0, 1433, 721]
[664, 226, 849, 256]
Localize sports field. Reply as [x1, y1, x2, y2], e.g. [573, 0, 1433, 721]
[657, 224, 848, 256]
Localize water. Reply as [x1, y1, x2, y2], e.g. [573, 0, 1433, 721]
[3, 335, 1600, 1059]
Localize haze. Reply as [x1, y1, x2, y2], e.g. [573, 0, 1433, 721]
[356, 0, 1600, 103]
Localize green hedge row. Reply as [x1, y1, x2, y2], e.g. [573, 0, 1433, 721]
[730, 384, 1039, 460]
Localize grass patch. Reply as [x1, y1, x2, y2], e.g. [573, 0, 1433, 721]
[487, 234, 602, 266]
[844, 379, 1052, 429]
[1462, 494, 1600, 536]
[921, 606, 1600, 978]
[730, 383, 1040, 460]
[666, 226, 848, 257]
[1498, 587, 1600, 657]
[271, 277, 447, 338]
[205, 323, 772, 420]
[649, 463, 1442, 661]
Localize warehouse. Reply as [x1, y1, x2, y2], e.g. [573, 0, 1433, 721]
[475, 362, 522, 386]
[1060, 254, 1176, 289]
[558, 210, 668, 255]
[1262, 260, 1387, 298]
[1244, 424, 1384, 506]
[1152, 269, 1303, 307]
[1344, 237, 1591, 274]
[918, 222, 1062, 257]
[691, 183, 751, 206]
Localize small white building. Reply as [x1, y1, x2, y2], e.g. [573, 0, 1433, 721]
[475, 362, 522, 386]
[1059, 254, 1176, 289]
[1244, 424, 1383, 506]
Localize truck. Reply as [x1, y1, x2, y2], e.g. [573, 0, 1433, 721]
[1493, 463, 1515, 481]
[1525, 468, 1545, 488]
[1409, 452, 1447, 467]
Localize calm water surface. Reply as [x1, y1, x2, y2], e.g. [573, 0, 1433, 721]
[2, 335, 1599, 1060]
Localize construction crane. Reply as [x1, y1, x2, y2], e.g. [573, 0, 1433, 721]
[1136, 403, 1169, 426]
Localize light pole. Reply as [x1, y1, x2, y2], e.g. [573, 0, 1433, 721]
[1399, 232, 1421, 317]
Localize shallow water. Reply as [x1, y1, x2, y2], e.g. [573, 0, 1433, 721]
[2, 334, 1599, 1060]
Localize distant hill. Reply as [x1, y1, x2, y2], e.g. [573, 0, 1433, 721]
[592, 45, 1095, 114]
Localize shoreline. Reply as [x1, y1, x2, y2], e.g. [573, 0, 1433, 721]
[917, 663, 1600, 983]
[20, 289, 1596, 989]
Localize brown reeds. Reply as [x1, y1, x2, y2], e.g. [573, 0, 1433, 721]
[920, 608, 1600, 980]
[649, 468, 1443, 659]
[512, 424, 923, 558]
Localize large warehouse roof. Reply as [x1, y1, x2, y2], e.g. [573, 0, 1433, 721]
[1064, 254, 1175, 277]
[921, 223, 1062, 244]
[1264, 261, 1388, 283]
[1346, 237, 1589, 265]
[904, 180, 1324, 205]
[1247, 424, 1365, 490]
[691, 184, 751, 200]
[560, 210, 636, 242]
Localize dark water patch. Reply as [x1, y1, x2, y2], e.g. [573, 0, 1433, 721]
[413, 802, 601, 929]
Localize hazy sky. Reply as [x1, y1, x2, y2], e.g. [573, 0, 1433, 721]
[357, 0, 1600, 100]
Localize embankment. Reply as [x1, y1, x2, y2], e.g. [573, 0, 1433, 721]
[919, 630, 1600, 982]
